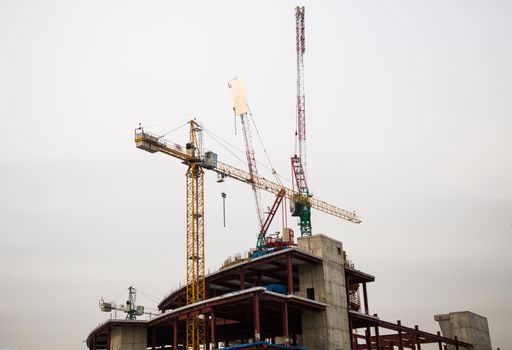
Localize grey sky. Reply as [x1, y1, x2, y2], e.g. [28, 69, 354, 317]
[0, 1, 511, 349]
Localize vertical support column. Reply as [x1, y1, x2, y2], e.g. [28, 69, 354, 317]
[106, 326, 111, 350]
[287, 254, 293, 294]
[240, 269, 245, 290]
[151, 327, 156, 350]
[210, 309, 216, 349]
[173, 321, 178, 349]
[454, 336, 459, 350]
[365, 328, 371, 350]
[348, 317, 354, 350]
[374, 317, 381, 350]
[350, 318, 357, 350]
[345, 276, 351, 309]
[282, 302, 289, 346]
[362, 282, 369, 315]
[253, 294, 261, 341]
[437, 331, 443, 350]
[397, 320, 404, 350]
[414, 325, 421, 350]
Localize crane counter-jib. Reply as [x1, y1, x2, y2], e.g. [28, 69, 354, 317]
[134, 127, 361, 224]
[135, 129, 192, 162]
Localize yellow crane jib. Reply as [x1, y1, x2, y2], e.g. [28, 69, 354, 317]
[134, 123, 361, 225]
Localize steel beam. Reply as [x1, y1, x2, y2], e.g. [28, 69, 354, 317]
[173, 322, 178, 349]
[363, 282, 369, 315]
[253, 294, 260, 341]
[375, 322, 381, 350]
[210, 309, 216, 349]
[283, 302, 289, 346]
[415, 325, 421, 350]
[398, 321, 404, 350]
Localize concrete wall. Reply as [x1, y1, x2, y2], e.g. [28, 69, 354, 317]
[435, 311, 492, 350]
[298, 234, 350, 350]
[110, 325, 147, 350]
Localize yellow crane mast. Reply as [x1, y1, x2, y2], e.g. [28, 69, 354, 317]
[134, 119, 361, 349]
[185, 123, 206, 349]
[135, 120, 206, 349]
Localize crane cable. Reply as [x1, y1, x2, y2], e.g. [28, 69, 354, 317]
[158, 121, 189, 138]
[202, 127, 248, 167]
[203, 125, 291, 186]
[248, 108, 284, 187]
[154, 121, 292, 186]
[109, 287, 132, 303]
[136, 288, 161, 304]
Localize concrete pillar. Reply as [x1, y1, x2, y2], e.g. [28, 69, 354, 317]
[298, 234, 350, 350]
[435, 311, 492, 350]
[109, 325, 147, 350]
[287, 254, 293, 294]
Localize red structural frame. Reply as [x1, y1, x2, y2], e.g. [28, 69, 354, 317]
[86, 248, 473, 350]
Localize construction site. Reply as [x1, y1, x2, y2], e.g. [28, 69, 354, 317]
[85, 7, 494, 350]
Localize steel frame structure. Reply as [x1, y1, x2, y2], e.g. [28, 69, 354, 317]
[87, 249, 473, 350]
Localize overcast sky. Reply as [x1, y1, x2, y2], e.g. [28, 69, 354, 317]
[1, 1, 511, 349]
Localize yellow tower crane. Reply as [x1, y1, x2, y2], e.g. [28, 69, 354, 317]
[134, 119, 361, 349]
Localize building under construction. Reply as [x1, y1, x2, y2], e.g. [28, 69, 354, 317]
[86, 234, 491, 350]
[86, 6, 493, 350]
